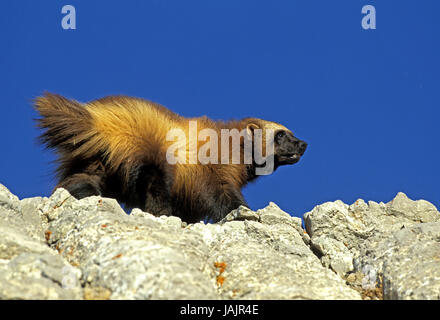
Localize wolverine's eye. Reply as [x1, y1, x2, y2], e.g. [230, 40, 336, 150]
[276, 131, 286, 139]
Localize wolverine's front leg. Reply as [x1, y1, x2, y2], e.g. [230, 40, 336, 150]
[55, 173, 103, 199]
[125, 163, 175, 217]
[202, 185, 248, 223]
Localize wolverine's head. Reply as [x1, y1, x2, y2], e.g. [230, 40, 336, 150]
[245, 119, 307, 171]
[272, 128, 307, 166]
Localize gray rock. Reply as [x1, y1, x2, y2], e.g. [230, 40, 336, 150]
[0, 185, 83, 299]
[44, 191, 218, 299]
[20, 197, 48, 242]
[311, 236, 353, 276]
[221, 202, 310, 245]
[193, 218, 359, 299]
[2, 182, 438, 300]
[0, 184, 21, 216]
[0, 222, 51, 260]
[357, 222, 440, 299]
[0, 185, 49, 243]
[42, 192, 359, 299]
[0, 253, 82, 299]
[387, 192, 439, 222]
[304, 192, 440, 299]
[0, 187, 53, 260]
[219, 205, 260, 223]
[0, 184, 23, 229]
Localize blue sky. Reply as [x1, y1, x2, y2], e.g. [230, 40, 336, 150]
[0, 0, 439, 218]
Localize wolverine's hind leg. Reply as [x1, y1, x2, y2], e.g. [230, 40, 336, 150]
[55, 173, 103, 199]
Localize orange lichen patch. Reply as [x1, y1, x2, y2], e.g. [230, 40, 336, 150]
[214, 261, 227, 287]
[55, 243, 64, 254]
[216, 275, 225, 287]
[112, 253, 123, 260]
[135, 226, 139, 230]
[214, 261, 227, 274]
[362, 274, 384, 300]
[344, 272, 384, 300]
[361, 286, 383, 300]
[101, 224, 108, 228]
[44, 230, 52, 242]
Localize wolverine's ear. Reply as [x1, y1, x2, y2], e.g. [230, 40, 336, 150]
[246, 123, 260, 137]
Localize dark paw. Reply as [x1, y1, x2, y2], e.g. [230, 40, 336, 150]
[66, 182, 101, 199]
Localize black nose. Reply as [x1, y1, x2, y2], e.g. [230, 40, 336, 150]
[298, 141, 307, 155]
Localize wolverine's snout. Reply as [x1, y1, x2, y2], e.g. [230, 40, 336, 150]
[295, 139, 307, 156]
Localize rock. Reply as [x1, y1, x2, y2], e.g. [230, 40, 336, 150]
[0, 184, 22, 228]
[0, 185, 83, 299]
[194, 219, 358, 299]
[311, 236, 353, 276]
[304, 192, 440, 299]
[0, 222, 51, 260]
[219, 205, 260, 223]
[0, 186, 51, 260]
[0, 185, 48, 243]
[388, 192, 439, 222]
[358, 222, 440, 300]
[44, 191, 359, 300]
[44, 192, 219, 299]
[1, 182, 438, 300]
[20, 197, 48, 242]
[221, 202, 310, 245]
[0, 253, 82, 299]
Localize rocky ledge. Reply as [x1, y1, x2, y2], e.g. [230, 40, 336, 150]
[0, 183, 439, 300]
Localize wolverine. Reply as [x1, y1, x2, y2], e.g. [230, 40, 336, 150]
[35, 93, 307, 223]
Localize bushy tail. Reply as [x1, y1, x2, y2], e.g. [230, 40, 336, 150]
[34, 92, 94, 154]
